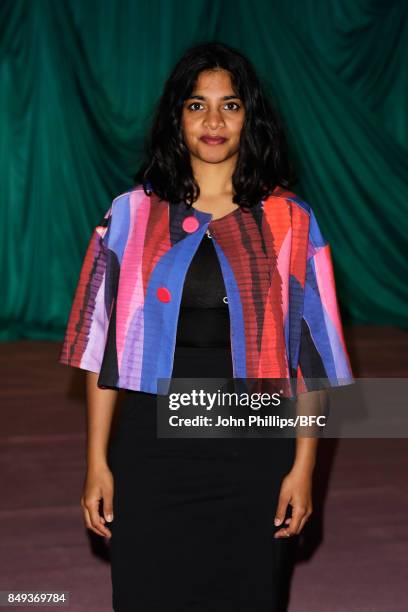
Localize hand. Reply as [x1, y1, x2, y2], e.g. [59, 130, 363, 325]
[273, 468, 313, 538]
[81, 464, 114, 538]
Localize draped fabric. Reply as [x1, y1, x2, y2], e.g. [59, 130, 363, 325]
[1, 0, 407, 341]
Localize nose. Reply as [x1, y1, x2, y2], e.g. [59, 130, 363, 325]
[204, 108, 224, 130]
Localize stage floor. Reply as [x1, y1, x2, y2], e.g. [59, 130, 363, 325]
[0, 325, 407, 612]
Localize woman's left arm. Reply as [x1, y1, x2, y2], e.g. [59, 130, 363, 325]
[273, 389, 328, 538]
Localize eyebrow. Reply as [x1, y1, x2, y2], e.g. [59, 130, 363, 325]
[185, 94, 241, 101]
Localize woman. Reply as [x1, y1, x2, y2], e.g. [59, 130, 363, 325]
[59, 42, 353, 611]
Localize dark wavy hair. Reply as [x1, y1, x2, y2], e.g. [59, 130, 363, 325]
[134, 41, 297, 210]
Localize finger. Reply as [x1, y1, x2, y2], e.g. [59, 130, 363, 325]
[82, 506, 93, 531]
[87, 499, 112, 537]
[103, 493, 114, 524]
[274, 521, 293, 538]
[274, 527, 292, 538]
[274, 509, 303, 538]
[274, 514, 293, 538]
[81, 496, 103, 535]
[285, 507, 305, 535]
[274, 496, 290, 527]
[296, 513, 311, 535]
[82, 505, 106, 537]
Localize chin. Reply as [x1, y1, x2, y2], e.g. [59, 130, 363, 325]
[198, 154, 231, 164]
[195, 146, 238, 162]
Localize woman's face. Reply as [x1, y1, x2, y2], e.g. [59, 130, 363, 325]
[181, 69, 245, 165]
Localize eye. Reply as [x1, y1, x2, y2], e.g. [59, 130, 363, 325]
[224, 102, 241, 111]
[187, 102, 204, 111]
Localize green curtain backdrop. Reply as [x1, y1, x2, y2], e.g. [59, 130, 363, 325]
[1, 0, 407, 340]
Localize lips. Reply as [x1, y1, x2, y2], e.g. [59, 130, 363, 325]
[200, 136, 226, 145]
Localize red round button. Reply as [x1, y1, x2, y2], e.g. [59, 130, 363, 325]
[157, 287, 171, 302]
[182, 216, 200, 233]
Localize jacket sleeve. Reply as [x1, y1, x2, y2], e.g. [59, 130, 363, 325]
[296, 209, 354, 394]
[58, 204, 114, 374]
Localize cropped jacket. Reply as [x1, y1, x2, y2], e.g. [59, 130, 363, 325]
[58, 183, 354, 396]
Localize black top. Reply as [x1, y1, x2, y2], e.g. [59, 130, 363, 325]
[175, 233, 230, 348]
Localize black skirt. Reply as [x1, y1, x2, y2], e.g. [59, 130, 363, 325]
[107, 346, 298, 612]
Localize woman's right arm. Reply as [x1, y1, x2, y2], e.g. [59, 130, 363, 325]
[80, 371, 118, 539]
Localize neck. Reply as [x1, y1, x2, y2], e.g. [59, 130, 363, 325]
[190, 154, 237, 197]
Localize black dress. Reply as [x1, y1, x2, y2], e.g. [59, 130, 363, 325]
[107, 231, 298, 611]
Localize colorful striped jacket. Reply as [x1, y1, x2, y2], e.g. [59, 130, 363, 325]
[58, 183, 354, 396]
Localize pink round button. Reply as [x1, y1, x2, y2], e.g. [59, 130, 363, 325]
[157, 287, 171, 302]
[182, 216, 200, 233]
